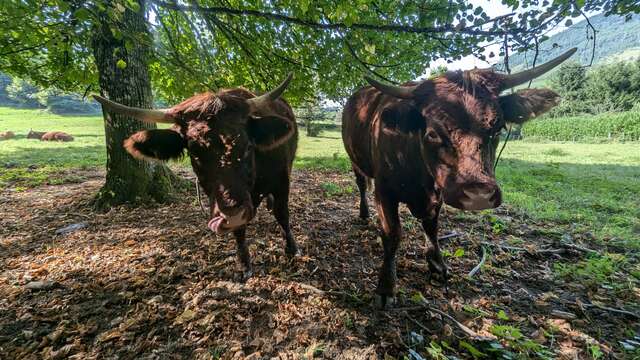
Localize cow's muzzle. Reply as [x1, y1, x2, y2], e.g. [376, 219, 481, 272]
[208, 203, 253, 234]
[445, 183, 502, 210]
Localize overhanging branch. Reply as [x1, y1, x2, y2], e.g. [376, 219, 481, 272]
[153, 0, 522, 37]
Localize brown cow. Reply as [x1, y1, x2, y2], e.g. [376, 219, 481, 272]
[94, 74, 298, 280]
[26, 129, 74, 141]
[0, 131, 15, 140]
[342, 49, 576, 306]
[41, 131, 74, 142]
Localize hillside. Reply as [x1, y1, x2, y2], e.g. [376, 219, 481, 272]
[509, 13, 640, 70]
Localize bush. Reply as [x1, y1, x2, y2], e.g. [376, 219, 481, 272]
[522, 111, 640, 141]
[547, 59, 640, 117]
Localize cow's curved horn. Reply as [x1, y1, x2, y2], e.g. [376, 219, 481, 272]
[500, 48, 577, 90]
[93, 95, 173, 123]
[364, 76, 416, 99]
[247, 73, 293, 113]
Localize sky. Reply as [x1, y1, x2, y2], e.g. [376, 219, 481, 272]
[427, 0, 587, 73]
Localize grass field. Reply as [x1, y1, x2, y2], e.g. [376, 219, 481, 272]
[1, 106, 638, 247]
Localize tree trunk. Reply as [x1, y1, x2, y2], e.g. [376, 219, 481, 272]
[91, 0, 176, 209]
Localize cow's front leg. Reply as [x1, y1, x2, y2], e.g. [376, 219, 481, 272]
[420, 204, 448, 288]
[375, 190, 401, 308]
[272, 179, 298, 257]
[233, 226, 253, 281]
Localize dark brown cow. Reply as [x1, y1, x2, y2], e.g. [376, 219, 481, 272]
[27, 129, 46, 139]
[94, 74, 298, 280]
[342, 49, 576, 306]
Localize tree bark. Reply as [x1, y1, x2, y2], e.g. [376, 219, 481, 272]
[91, 0, 176, 209]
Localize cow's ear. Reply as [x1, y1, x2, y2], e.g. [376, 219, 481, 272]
[124, 129, 186, 161]
[248, 115, 295, 151]
[499, 88, 560, 124]
[380, 102, 425, 134]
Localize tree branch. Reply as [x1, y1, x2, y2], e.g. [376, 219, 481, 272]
[153, 0, 523, 37]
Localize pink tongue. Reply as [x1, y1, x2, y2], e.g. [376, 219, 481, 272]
[208, 216, 226, 233]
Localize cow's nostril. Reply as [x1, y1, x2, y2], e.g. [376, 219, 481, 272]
[463, 187, 495, 200]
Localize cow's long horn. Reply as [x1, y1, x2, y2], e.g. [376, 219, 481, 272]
[247, 73, 293, 113]
[500, 48, 577, 90]
[364, 76, 416, 99]
[93, 95, 173, 123]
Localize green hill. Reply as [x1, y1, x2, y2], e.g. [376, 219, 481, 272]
[509, 14, 640, 70]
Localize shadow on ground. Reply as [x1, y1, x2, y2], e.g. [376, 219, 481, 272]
[0, 166, 638, 359]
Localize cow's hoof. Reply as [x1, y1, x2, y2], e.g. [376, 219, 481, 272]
[234, 269, 253, 283]
[285, 244, 300, 257]
[374, 294, 395, 310]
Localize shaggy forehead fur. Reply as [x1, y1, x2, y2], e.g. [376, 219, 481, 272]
[168, 88, 254, 124]
[413, 69, 504, 132]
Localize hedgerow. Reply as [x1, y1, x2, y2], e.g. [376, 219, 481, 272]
[521, 111, 640, 141]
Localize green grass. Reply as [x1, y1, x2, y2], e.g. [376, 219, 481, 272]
[1, 107, 638, 246]
[522, 111, 640, 142]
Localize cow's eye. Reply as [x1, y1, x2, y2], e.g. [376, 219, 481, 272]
[425, 128, 442, 145]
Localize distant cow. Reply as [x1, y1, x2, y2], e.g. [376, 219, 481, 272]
[94, 74, 298, 280]
[27, 129, 74, 142]
[27, 129, 46, 139]
[342, 49, 576, 306]
[42, 131, 74, 142]
[0, 131, 15, 140]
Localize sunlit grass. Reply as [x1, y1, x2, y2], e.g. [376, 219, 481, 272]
[1, 107, 638, 246]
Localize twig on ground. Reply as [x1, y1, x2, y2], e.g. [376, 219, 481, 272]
[480, 241, 593, 257]
[404, 313, 433, 334]
[425, 305, 484, 339]
[297, 283, 364, 303]
[392, 305, 485, 339]
[583, 302, 640, 320]
[468, 246, 488, 278]
[554, 298, 640, 320]
[563, 242, 598, 256]
[438, 232, 462, 242]
[299, 283, 483, 339]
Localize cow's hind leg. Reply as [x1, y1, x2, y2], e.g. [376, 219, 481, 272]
[272, 176, 298, 257]
[374, 187, 401, 308]
[353, 165, 370, 219]
[233, 226, 253, 282]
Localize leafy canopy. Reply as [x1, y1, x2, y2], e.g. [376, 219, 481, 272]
[1, 0, 638, 104]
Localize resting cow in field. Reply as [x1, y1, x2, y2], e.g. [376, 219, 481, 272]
[27, 129, 74, 141]
[342, 49, 576, 306]
[94, 74, 298, 280]
[27, 129, 46, 139]
[42, 131, 74, 142]
[0, 131, 15, 140]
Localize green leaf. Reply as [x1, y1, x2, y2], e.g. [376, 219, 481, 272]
[364, 43, 376, 54]
[74, 8, 91, 21]
[410, 291, 427, 304]
[496, 309, 510, 321]
[116, 59, 127, 69]
[453, 248, 465, 258]
[459, 340, 487, 358]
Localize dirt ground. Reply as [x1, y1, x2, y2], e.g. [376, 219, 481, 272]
[1, 169, 638, 359]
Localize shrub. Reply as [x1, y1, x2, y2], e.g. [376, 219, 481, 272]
[522, 111, 640, 141]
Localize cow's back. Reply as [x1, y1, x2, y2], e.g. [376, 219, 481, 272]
[41, 131, 74, 142]
[342, 86, 387, 178]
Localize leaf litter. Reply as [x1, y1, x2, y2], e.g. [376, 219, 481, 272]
[0, 168, 638, 359]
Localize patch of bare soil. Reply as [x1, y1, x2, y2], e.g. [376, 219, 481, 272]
[0, 169, 637, 359]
